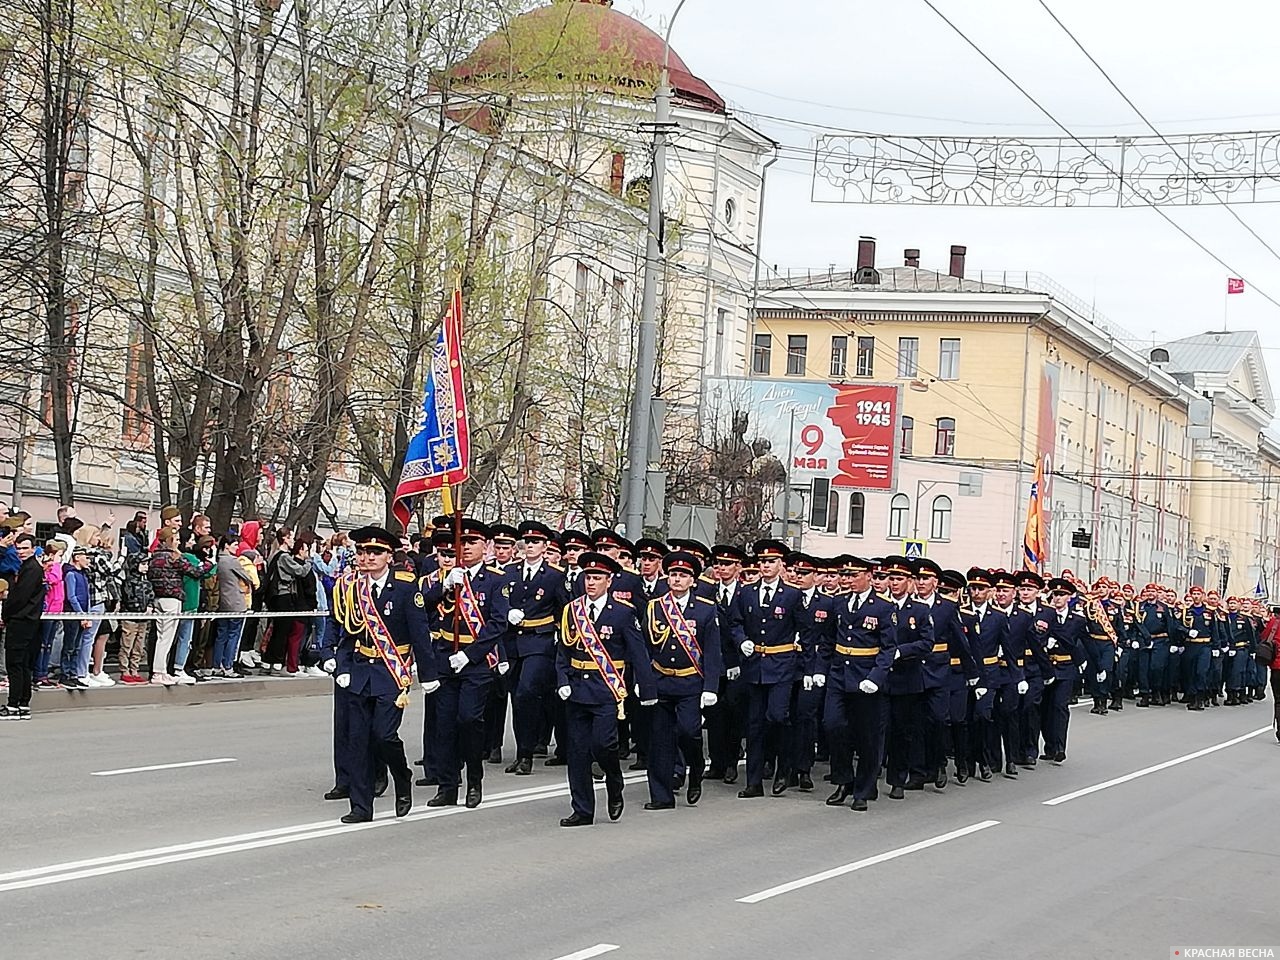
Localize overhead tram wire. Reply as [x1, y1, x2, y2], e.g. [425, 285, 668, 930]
[916, 0, 1280, 314]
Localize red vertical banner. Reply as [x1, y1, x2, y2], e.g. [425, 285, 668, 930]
[824, 383, 900, 490]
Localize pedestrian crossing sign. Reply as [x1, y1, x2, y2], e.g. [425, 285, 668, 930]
[902, 539, 927, 559]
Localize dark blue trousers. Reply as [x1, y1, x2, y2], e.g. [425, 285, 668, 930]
[433, 672, 492, 788]
[886, 692, 922, 788]
[822, 689, 887, 801]
[511, 653, 555, 760]
[344, 689, 411, 819]
[1182, 644, 1210, 696]
[565, 700, 623, 819]
[647, 694, 704, 805]
[912, 685, 949, 781]
[745, 681, 793, 788]
[1019, 675, 1045, 762]
[788, 682, 825, 775]
[1040, 676, 1072, 757]
[704, 675, 746, 774]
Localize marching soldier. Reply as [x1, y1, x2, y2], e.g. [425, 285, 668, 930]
[1041, 577, 1085, 763]
[635, 538, 670, 602]
[881, 555, 935, 799]
[820, 556, 895, 812]
[960, 567, 1014, 782]
[555, 552, 656, 826]
[421, 518, 510, 809]
[986, 570, 1030, 779]
[741, 555, 761, 586]
[790, 553, 836, 792]
[704, 544, 748, 784]
[1180, 585, 1216, 711]
[489, 523, 519, 566]
[545, 530, 592, 767]
[734, 539, 804, 798]
[329, 526, 431, 824]
[502, 521, 569, 775]
[1082, 584, 1119, 715]
[938, 569, 980, 783]
[1223, 596, 1254, 704]
[482, 523, 521, 764]
[1134, 583, 1172, 707]
[642, 550, 722, 809]
[1010, 570, 1051, 767]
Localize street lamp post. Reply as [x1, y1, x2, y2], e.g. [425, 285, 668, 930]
[623, 0, 686, 539]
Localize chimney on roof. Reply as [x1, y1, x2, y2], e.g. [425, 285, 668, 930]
[948, 245, 967, 279]
[857, 236, 876, 271]
[904, 248, 920, 268]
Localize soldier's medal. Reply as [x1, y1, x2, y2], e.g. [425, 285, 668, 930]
[908, 616, 916, 629]
[385, 601, 393, 613]
[414, 594, 424, 608]
[535, 588, 545, 600]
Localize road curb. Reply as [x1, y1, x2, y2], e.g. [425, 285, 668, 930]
[27, 676, 332, 712]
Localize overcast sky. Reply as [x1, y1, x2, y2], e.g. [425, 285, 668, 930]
[617, 0, 1280, 394]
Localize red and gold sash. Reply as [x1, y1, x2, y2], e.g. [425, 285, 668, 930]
[569, 596, 628, 705]
[355, 574, 413, 708]
[658, 593, 702, 676]
[457, 572, 500, 669]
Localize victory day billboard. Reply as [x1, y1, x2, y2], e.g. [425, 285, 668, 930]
[705, 377, 901, 492]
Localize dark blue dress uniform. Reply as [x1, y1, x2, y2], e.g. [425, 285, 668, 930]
[555, 559, 657, 825]
[791, 579, 836, 785]
[502, 528, 569, 770]
[1205, 602, 1228, 702]
[883, 583, 936, 793]
[960, 593, 1016, 777]
[1135, 593, 1173, 705]
[914, 579, 977, 785]
[331, 530, 432, 823]
[1040, 582, 1086, 762]
[1179, 600, 1217, 709]
[1079, 595, 1120, 711]
[734, 572, 805, 795]
[1108, 596, 1139, 705]
[642, 562, 721, 808]
[421, 528, 510, 807]
[1223, 608, 1254, 701]
[704, 557, 749, 782]
[1010, 596, 1053, 766]
[818, 579, 896, 807]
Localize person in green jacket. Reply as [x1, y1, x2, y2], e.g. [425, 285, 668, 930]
[173, 533, 217, 684]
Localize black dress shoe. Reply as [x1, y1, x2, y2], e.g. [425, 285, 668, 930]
[465, 783, 482, 809]
[544, 756, 568, 767]
[1052, 751, 1066, 763]
[826, 785, 852, 806]
[532, 743, 549, 757]
[323, 786, 349, 801]
[1003, 763, 1019, 779]
[1136, 696, 1150, 707]
[686, 781, 702, 805]
[723, 765, 739, 785]
[504, 758, 521, 774]
[1038, 753, 1053, 761]
[628, 759, 647, 771]
[607, 793, 624, 821]
[978, 765, 992, 782]
[706, 767, 725, 780]
[514, 758, 532, 776]
[414, 777, 437, 788]
[643, 801, 675, 810]
[850, 797, 868, 811]
[955, 770, 968, 785]
[560, 813, 593, 827]
[673, 773, 686, 790]
[798, 772, 814, 792]
[374, 777, 389, 798]
[771, 776, 789, 797]
[426, 789, 458, 807]
[888, 785, 905, 800]
[395, 793, 412, 817]
[904, 779, 925, 791]
[738, 784, 764, 798]
[340, 812, 372, 824]
[934, 767, 948, 789]
[486, 748, 503, 764]
[1016, 760, 1036, 770]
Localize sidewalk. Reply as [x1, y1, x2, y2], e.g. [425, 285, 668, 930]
[18, 674, 332, 713]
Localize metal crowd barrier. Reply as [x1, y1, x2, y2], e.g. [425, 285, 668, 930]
[39, 610, 331, 620]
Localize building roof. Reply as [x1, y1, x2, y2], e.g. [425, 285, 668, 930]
[760, 266, 1033, 295]
[452, 0, 725, 114]
[1154, 330, 1257, 374]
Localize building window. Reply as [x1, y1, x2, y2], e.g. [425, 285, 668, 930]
[830, 336, 848, 378]
[935, 417, 956, 456]
[609, 152, 625, 196]
[847, 492, 865, 537]
[826, 490, 840, 533]
[897, 337, 919, 378]
[930, 495, 952, 541]
[786, 335, 808, 376]
[939, 338, 960, 380]
[856, 336, 875, 377]
[573, 260, 589, 320]
[900, 415, 914, 456]
[888, 493, 910, 538]
[752, 333, 771, 375]
[723, 197, 737, 227]
[810, 478, 830, 529]
[714, 307, 729, 376]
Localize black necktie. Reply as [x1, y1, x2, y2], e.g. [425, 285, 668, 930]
[719, 586, 728, 606]
[524, 567, 533, 583]
[762, 586, 773, 607]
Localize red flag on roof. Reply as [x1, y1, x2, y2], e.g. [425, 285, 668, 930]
[1227, 277, 1245, 295]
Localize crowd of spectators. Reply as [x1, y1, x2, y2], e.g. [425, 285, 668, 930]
[0, 501, 355, 718]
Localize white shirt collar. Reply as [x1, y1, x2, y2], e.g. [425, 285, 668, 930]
[919, 593, 936, 607]
[366, 570, 390, 593]
[524, 559, 542, 576]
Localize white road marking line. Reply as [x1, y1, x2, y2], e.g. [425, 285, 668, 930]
[91, 758, 238, 777]
[550, 945, 620, 960]
[1041, 725, 1272, 806]
[736, 819, 1001, 904]
[0, 773, 645, 893]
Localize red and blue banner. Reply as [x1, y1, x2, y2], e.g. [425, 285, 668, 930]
[393, 284, 470, 529]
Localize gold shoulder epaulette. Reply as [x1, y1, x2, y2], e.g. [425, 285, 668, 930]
[395, 570, 415, 582]
[486, 564, 505, 575]
[695, 596, 715, 605]
[548, 561, 564, 572]
[613, 597, 635, 609]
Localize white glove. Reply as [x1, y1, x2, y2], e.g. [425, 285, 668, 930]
[858, 679, 878, 694]
[1047, 638, 1058, 650]
[633, 683, 641, 697]
[322, 658, 336, 674]
[444, 568, 465, 590]
[975, 687, 988, 699]
[335, 673, 351, 688]
[1170, 646, 1181, 654]
[421, 680, 441, 694]
[1044, 676, 1055, 686]
[802, 676, 814, 691]
[557, 685, 572, 700]
[1228, 649, 1237, 657]
[640, 699, 658, 707]
[726, 667, 741, 681]
[1017, 680, 1029, 695]
[1096, 671, 1107, 682]
[448, 651, 469, 673]
[497, 661, 511, 675]
[967, 677, 979, 687]
[700, 691, 718, 709]
[507, 608, 524, 626]
[739, 640, 755, 657]
[1130, 641, 1139, 649]
[1211, 649, 1220, 658]
[812, 674, 826, 688]
[893, 648, 901, 661]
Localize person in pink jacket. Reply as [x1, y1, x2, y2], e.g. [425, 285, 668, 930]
[35, 541, 66, 686]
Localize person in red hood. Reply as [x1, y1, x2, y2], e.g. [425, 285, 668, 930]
[237, 520, 261, 557]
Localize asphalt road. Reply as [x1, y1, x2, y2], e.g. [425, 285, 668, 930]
[2, 694, 1277, 960]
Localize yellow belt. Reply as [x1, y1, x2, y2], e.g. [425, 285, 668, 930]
[949, 657, 961, 666]
[653, 663, 700, 678]
[1050, 653, 1074, 663]
[982, 656, 999, 665]
[931, 642, 949, 653]
[520, 616, 555, 628]
[357, 643, 410, 658]
[1184, 637, 1209, 644]
[433, 633, 474, 646]
[570, 657, 625, 672]
[1149, 632, 1168, 638]
[758, 643, 799, 656]
[836, 644, 879, 657]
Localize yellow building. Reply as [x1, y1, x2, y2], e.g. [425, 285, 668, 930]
[748, 239, 1280, 592]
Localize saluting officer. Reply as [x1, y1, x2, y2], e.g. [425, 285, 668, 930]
[555, 552, 657, 827]
[502, 520, 569, 775]
[734, 539, 805, 798]
[1041, 577, 1086, 763]
[642, 550, 722, 810]
[330, 526, 432, 824]
[421, 518, 510, 809]
[881, 555, 936, 800]
[820, 556, 895, 812]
